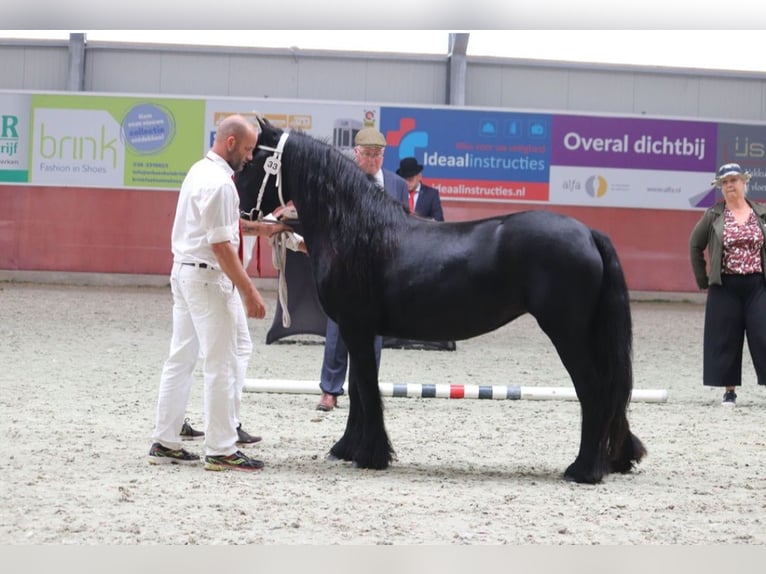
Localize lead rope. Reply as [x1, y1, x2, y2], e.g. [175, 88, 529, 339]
[271, 233, 291, 327]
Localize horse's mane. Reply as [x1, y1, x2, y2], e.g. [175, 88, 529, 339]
[283, 132, 407, 284]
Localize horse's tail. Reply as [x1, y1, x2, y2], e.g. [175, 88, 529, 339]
[591, 229, 646, 471]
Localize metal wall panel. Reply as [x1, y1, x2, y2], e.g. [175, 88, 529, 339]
[698, 77, 765, 121]
[85, 49, 163, 93]
[3, 38, 766, 124]
[466, 64, 571, 110]
[633, 74, 701, 118]
[566, 69, 637, 114]
[158, 52, 232, 96]
[0, 45, 69, 90]
[295, 57, 370, 101]
[0, 47, 29, 90]
[359, 59, 447, 105]
[227, 54, 299, 98]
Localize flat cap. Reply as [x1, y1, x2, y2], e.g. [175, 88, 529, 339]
[354, 127, 386, 147]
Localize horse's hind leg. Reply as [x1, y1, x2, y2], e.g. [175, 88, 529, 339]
[609, 421, 647, 474]
[546, 330, 644, 482]
[542, 328, 611, 484]
[565, 382, 610, 484]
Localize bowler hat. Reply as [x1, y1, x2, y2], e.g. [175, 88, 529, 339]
[711, 162, 752, 187]
[396, 157, 423, 178]
[354, 127, 386, 147]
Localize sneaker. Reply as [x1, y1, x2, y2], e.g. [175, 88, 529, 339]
[148, 442, 200, 466]
[204, 450, 264, 472]
[180, 418, 204, 441]
[721, 390, 737, 406]
[236, 424, 262, 446]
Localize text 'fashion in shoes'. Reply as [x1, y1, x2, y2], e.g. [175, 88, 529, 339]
[148, 442, 200, 465]
[204, 451, 264, 472]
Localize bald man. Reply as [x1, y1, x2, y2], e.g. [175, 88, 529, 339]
[149, 114, 270, 472]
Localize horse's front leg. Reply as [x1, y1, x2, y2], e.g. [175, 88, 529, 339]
[327, 373, 361, 463]
[332, 334, 392, 470]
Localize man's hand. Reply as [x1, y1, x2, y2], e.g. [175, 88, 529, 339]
[272, 204, 299, 220]
[241, 219, 292, 238]
[211, 240, 267, 319]
[242, 288, 266, 319]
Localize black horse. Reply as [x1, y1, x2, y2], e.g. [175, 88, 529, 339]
[236, 119, 646, 484]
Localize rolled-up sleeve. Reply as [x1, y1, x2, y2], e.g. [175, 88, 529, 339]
[203, 182, 238, 245]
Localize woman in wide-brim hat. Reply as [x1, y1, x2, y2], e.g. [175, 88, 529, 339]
[689, 162, 766, 406]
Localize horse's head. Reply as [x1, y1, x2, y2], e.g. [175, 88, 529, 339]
[235, 117, 289, 220]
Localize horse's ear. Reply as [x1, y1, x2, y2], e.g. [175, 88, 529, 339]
[255, 114, 271, 131]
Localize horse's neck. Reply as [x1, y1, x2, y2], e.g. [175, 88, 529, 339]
[290, 150, 362, 229]
[287, 138, 379, 252]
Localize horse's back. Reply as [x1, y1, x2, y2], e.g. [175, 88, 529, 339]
[379, 210, 604, 341]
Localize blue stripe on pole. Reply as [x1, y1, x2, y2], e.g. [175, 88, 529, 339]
[392, 383, 408, 397]
[478, 386, 493, 399]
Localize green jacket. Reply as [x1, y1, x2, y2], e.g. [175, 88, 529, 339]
[689, 199, 766, 289]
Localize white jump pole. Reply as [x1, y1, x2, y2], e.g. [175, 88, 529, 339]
[243, 378, 668, 403]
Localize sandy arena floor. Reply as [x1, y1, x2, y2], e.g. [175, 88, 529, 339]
[1, 281, 765, 545]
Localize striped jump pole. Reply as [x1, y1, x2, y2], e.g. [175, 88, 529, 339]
[243, 378, 668, 403]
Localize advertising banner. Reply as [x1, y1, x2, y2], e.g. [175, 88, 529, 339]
[551, 114, 715, 171]
[380, 106, 551, 203]
[713, 122, 766, 205]
[7, 90, 766, 211]
[30, 95, 205, 189]
[549, 114, 718, 210]
[204, 99, 379, 153]
[0, 92, 31, 183]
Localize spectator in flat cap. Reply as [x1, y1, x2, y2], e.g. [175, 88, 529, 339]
[396, 157, 444, 221]
[315, 126, 408, 412]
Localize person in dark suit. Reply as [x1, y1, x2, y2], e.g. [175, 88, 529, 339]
[316, 127, 408, 411]
[396, 157, 444, 221]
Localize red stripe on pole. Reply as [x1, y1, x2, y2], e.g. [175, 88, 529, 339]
[449, 384, 465, 399]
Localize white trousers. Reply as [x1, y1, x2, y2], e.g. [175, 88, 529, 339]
[152, 263, 249, 456]
[235, 294, 253, 425]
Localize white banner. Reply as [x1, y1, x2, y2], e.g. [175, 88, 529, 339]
[30, 108, 125, 187]
[549, 165, 714, 210]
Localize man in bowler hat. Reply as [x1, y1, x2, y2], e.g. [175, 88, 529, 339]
[396, 157, 444, 221]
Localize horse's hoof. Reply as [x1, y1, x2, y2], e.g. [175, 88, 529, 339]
[564, 463, 603, 484]
[350, 457, 389, 470]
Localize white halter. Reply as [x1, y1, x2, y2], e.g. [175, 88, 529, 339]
[251, 131, 293, 327]
[250, 131, 289, 221]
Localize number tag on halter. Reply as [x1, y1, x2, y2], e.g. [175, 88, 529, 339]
[264, 156, 281, 175]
